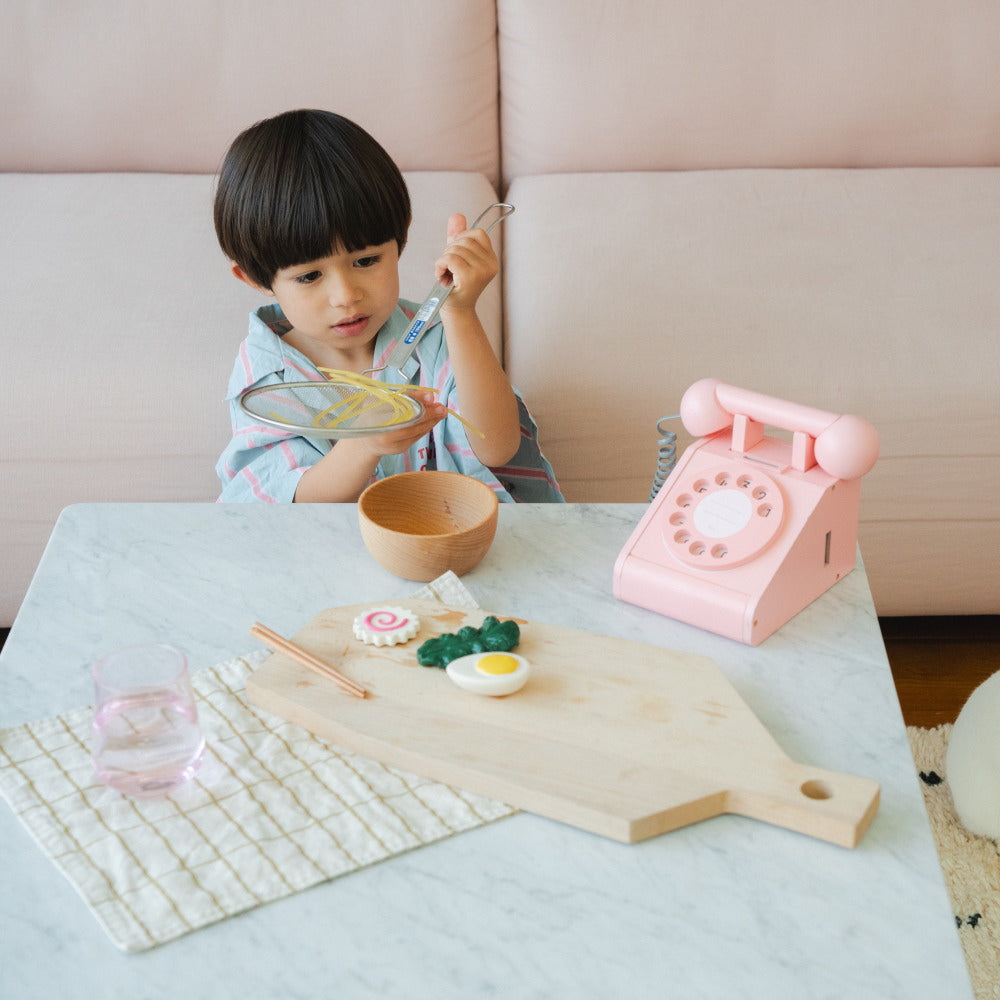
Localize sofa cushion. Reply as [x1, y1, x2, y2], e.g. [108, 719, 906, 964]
[1, 0, 500, 187]
[502, 168, 1000, 615]
[0, 169, 500, 624]
[498, 0, 1000, 181]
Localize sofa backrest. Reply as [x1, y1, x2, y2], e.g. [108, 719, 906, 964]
[3, 0, 998, 624]
[498, 0, 1000, 182]
[494, 0, 1000, 617]
[1, 0, 500, 186]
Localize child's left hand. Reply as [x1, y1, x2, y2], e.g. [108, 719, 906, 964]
[435, 213, 499, 315]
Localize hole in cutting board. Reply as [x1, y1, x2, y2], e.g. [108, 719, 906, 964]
[800, 779, 834, 800]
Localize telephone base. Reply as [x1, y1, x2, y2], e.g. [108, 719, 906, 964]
[613, 546, 855, 646]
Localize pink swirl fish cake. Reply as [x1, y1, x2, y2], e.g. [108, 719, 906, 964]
[352, 607, 420, 646]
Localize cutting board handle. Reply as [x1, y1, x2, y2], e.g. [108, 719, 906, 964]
[727, 761, 880, 848]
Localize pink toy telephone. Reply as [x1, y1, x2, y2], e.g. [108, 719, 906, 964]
[613, 378, 879, 645]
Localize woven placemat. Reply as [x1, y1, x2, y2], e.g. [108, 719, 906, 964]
[0, 574, 516, 952]
[907, 724, 1000, 1000]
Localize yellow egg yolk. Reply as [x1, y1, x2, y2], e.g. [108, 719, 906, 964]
[475, 653, 519, 675]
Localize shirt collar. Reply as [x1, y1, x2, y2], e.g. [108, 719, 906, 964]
[241, 302, 417, 387]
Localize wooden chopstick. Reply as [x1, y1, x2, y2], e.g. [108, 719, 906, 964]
[250, 622, 367, 699]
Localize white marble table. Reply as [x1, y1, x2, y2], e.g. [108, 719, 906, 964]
[0, 503, 972, 999]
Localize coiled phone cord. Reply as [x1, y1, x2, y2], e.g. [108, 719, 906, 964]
[648, 415, 680, 502]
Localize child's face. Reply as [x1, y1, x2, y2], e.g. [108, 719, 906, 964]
[239, 240, 401, 365]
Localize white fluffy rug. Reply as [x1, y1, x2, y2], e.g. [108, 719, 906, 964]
[907, 725, 1000, 999]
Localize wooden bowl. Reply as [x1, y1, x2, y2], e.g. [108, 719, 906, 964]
[358, 471, 499, 581]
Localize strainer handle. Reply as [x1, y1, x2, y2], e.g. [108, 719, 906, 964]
[382, 203, 515, 372]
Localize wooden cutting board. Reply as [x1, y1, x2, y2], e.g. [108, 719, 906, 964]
[246, 600, 880, 847]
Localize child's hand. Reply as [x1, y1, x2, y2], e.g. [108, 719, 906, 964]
[429, 213, 520, 466]
[294, 390, 447, 503]
[359, 390, 447, 458]
[435, 213, 499, 315]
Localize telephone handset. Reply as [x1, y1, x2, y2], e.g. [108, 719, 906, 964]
[613, 379, 879, 646]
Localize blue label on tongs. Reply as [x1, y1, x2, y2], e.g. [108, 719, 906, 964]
[403, 297, 440, 344]
[403, 319, 425, 345]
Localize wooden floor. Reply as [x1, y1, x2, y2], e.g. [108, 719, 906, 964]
[881, 615, 1000, 729]
[0, 617, 997, 728]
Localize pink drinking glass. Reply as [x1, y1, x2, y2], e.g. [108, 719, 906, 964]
[91, 643, 205, 798]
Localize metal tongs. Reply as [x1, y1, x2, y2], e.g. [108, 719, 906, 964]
[370, 202, 515, 374]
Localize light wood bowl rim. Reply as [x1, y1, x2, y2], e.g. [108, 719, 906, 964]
[358, 470, 499, 539]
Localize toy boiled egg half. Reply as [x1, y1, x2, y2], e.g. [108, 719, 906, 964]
[445, 651, 530, 697]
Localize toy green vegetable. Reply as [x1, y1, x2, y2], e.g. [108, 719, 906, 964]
[416, 616, 520, 668]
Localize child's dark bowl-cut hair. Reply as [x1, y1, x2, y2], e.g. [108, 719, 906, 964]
[214, 109, 411, 289]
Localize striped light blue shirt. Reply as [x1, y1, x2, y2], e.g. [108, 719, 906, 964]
[216, 302, 564, 504]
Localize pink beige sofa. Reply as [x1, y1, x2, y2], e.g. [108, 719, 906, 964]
[2, 0, 998, 625]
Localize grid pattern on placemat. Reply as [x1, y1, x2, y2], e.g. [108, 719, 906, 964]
[0, 574, 517, 953]
[907, 725, 1000, 1000]
[0, 653, 516, 952]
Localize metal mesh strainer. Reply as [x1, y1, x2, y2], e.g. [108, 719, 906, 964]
[238, 380, 424, 439]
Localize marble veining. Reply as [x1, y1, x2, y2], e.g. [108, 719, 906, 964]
[0, 502, 972, 999]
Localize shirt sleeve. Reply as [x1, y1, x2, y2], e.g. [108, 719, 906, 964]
[215, 395, 327, 503]
[405, 324, 564, 503]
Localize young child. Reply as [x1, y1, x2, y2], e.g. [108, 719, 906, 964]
[213, 109, 563, 504]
